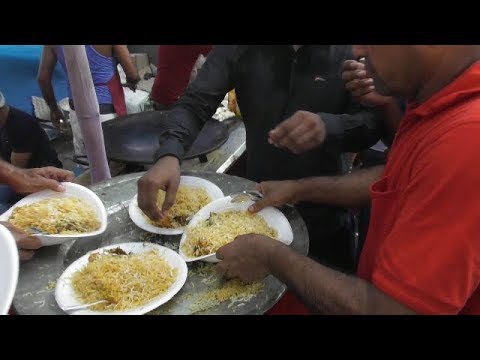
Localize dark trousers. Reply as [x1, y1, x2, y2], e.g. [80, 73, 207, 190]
[300, 206, 356, 274]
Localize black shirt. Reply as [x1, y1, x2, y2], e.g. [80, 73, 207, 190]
[154, 45, 384, 181]
[0, 107, 62, 168]
[152, 45, 386, 249]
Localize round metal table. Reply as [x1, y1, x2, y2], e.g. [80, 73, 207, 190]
[13, 171, 309, 315]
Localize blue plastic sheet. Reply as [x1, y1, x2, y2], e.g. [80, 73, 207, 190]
[0, 45, 68, 115]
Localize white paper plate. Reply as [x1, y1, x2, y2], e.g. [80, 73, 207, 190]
[0, 224, 19, 315]
[0, 182, 107, 246]
[179, 196, 294, 263]
[55, 242, 188, 315]
[128, 176, 224, 235]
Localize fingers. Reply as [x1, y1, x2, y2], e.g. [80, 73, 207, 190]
[57, 169, 75, 182]
[51, 110, 65, 129]
[269, 111, 309, 147]
[215, 246, 233, 278]
[137, 177, 163, 221]
[283, 121, 310, 144]
[345, 77, 374, 92]
[44, 167, 75, 183]
[51, 119, 62, 129]
[343, 59, 361, 71]
[342, 61, 365, 81]
[249, 181, 296, 212]
[215, 241, 234, 262]
[0, 222, 42, 260]
[16, 234, 42, 250]
[161, 176, 180, 214]
[30, 167, 75, 191]
[249, 182, 272, 212]
[269, 112, 325, 154]
[38, 177, 64, 192]
[345, 77, 375, 100]
[352, 85, 375, 99]
[215, 261, 232, 278]
[248, 194, 276, 213]
[254, 182, 263, 193]
[344, 70, 369, 86]
[19, 249, 35, 261]
[285, 121, 322, 154]
[268, 113, 304, 145]
[137, 157, 180, 221]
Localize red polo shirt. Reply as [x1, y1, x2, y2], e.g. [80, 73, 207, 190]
[151, 45, 213, 107]
[357, 61, 480, 314]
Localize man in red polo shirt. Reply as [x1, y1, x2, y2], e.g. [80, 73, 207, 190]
[150, 45, 212, 110]
[216, 45, 480, 314]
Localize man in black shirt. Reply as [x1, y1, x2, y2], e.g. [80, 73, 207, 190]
[0, 92, 62, 169]
[138, 45, 385, 272]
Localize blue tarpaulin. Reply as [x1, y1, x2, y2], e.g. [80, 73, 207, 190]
[0, 45, 68, 115]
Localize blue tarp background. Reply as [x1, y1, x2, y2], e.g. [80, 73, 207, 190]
[0, 45, 68, 115]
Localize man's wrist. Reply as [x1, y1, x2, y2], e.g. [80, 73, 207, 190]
[263, 240, 288, 275]
[291, 180, 303, 204]
[157, 154, 180, 166]
[0, 161, 22, 185]
[126, 76, 140, 85]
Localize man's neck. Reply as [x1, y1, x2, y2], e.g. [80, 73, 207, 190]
[416, 54, 480, 104]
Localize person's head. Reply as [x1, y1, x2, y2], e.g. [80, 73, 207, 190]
[353, 45, 480, 102]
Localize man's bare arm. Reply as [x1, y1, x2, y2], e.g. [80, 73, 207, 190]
[268, 241, 414, 314]
[113, 45, 140, 86]
[217, 236, 415, 315]
[37, 45, 60, 111]
[296, 165, 384, 207]
[250, 165, 384, 213]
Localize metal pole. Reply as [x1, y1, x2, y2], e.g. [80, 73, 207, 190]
[63, 45, 111, 183]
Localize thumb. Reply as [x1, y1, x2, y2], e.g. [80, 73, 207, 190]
[254, 183, 263, 193]
[248, 197, 270, 213]
[16, 234, 42, 250]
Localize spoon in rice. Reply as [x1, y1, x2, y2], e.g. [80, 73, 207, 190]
[230, 190, 294, 208]
[63, 300, 108, 311]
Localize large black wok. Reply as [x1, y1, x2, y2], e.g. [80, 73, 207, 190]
[101, 111, 229, 165]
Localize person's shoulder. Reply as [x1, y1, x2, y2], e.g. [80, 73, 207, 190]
[6, 107, 40, 130]
[417, 106, 480, 170]
[435, 98, 480, 139]
[7, 107, 35, 121]
[451, 96, 480, 122]
[7, 107, 30, 122]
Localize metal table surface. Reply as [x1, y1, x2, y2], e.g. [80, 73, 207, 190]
[13, 171, 309, 315]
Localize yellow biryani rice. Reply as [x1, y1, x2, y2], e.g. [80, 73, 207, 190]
[9, 197, 100, 235]
[145, 185, 211, 228]
[182, 210, 278, 257]
[70, 249, 178, 312]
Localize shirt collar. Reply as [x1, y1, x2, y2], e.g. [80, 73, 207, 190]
[406, 60, 480, 120]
